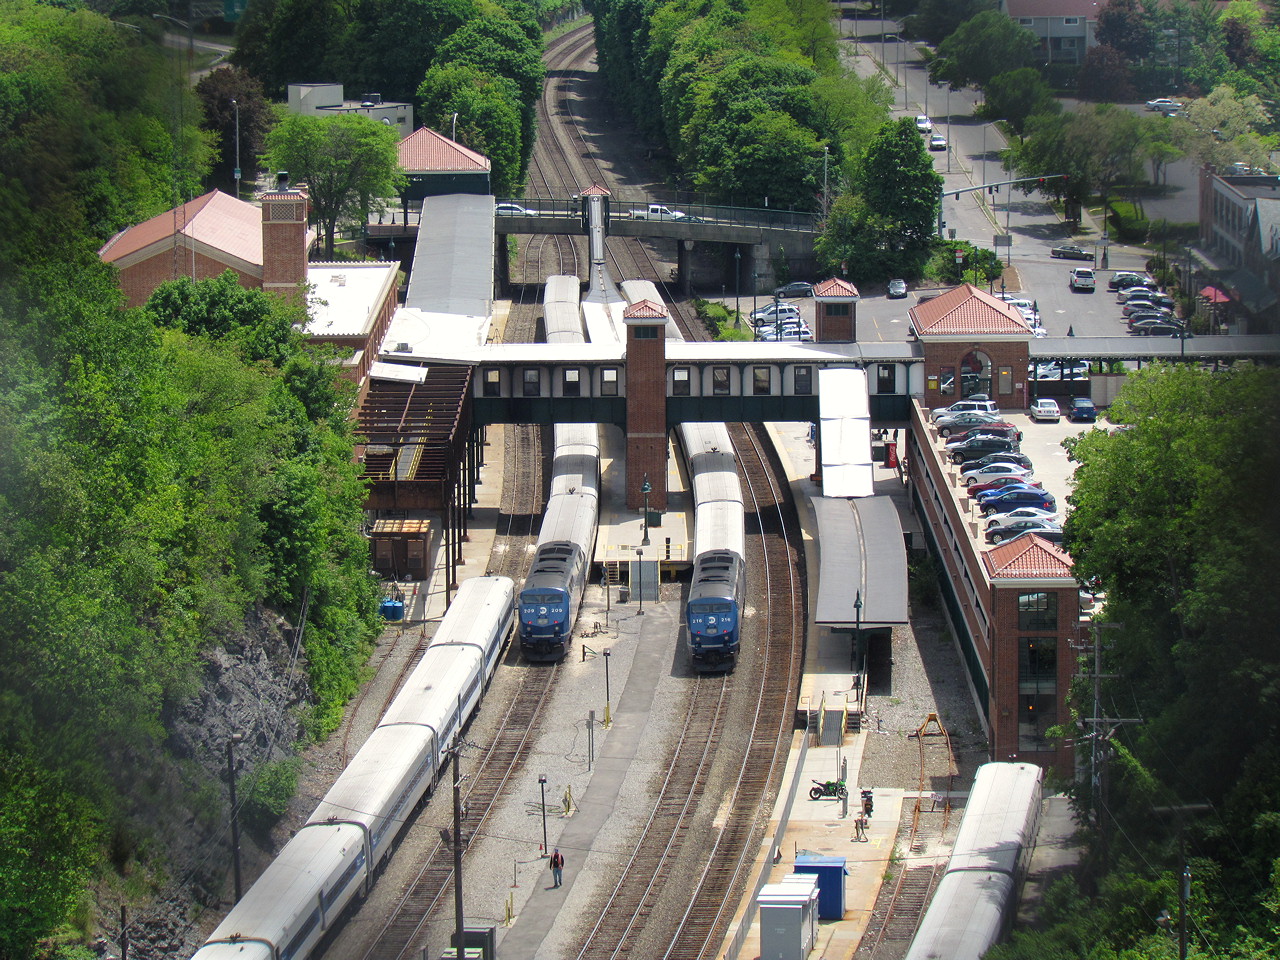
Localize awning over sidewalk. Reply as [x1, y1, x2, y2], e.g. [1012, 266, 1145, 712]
[812, 495, 909, 629]
[1199, 286, 1230, 304]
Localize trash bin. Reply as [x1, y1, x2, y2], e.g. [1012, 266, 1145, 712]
[618, 586, 631, 603]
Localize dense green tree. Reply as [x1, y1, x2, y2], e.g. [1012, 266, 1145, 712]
[1078, 43, 1138, 102]
[232, 0, 346, 98]
[928, 10, 1038, 90]
[418, 65, 525, 194]
[905, 0, 995, 45]
[1097, 0, 1158, 60]
[262, 112, 405, 257]
[859, 117, 942, 247]
[983, 67, 1060, 137]
[432, 17, 545, 171]
[691, 106, 825, 208]
[340, 0, 481, 104]
[196, 67, 275, 199]
[1174, 83, 1275, 168]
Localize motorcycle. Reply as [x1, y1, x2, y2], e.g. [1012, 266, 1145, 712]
[809, 778, 848, 800]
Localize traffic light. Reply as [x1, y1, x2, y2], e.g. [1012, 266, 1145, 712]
[1037, 177, 1046, 188]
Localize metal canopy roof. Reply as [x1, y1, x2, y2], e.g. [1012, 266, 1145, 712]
[813, 496, 909, 629]
[405, 194, 494, 318]
[1029, 334, 1280, 361]
[357, 365, 471, 484]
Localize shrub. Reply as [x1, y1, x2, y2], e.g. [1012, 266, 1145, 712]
[242, 756, 302, 835]
[1108, 201, 1149, 243]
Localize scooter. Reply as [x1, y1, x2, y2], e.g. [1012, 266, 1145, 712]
[809, 778, 848, 800]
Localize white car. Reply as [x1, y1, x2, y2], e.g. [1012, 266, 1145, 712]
[495, 202, 535, 216]
[984, 506, 1059, 530]
[755, 321, 813, 342]
[1030, 398, 1061, 422]
[915, 115, 933, 133]
[751, 302, 802, 323]
[929, 134, 947, 151]
[929, 397, 998, 422]
[1145, 98, 1181, 112]
[997, 296, 1040, 322]
[961, 462, 1035, 484]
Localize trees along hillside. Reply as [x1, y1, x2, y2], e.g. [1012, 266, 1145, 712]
[263, 113, 405, 258]
[928, 10, 1038, 90]
[986, 366, 1280, 960]
[589, 0, 891, 207]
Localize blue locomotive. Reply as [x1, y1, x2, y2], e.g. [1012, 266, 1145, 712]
[686, 547, 747, 668]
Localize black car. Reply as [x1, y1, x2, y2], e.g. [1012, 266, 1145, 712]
[986, 518, 1063, 544]
[1130, 319, 1181, 336]
[1050, 244, 1094, 261]
[943, 423, 1023, 444]
[773, 281, 813, 298]
[967, 451, 1034, 471]
[948, 435, 1019, 463]
[1108, 273, 1155, 291]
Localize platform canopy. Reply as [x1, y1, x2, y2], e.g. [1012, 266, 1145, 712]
[812, 495, 909, 629]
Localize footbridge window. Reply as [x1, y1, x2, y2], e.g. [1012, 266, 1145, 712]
[563, 368, 581, 397]
[712, 366, 731, 396]
[523, 368, 540, 397]
[673, 367, 691, 396]
[753, 366, 772, 396]
[601, 367, 619, 396]
[794, 366, 812, 395]
[483, 368, 501, 397]
[877, 364, 896, 394]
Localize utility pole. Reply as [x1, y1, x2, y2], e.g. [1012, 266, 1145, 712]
[452, 751, 466, 958]
[1077, 621, 1137, 861]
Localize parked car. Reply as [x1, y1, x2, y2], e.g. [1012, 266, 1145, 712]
[975, 482, 1046, 503]
[1067, 397, 1097, 422]
[495, 202, 536, 216]
[930, 397, 997, 421]
[944, 423, 1023, 445]
[968, 476, 1044, 497]
[929, 134, 947, 151]
[979, 488, 1057, 515]
[949, 436, 1019, 463]
[756, 320, 813, 341]
[984, 506, 1058, 530]
[1116, 283, 1163, 300]
[1119, 288, 1174, 307]
[1030, 398, 1061, 422]
[962, 462, 1035, 484]
[967, 451, 1033, 471]
[773, 281, 813, 298]
[1129, 319, 1182, 336]
[1126, 311, 1175, 327]
[1146, 97, 1181, 111]
[1123, 300, 1172, 317]
[1050, 244, 1094, 261]
[997, 296, 1040, 322]
[915, 115, 933, 132]
[1069, 267, 1096, 292]
[887, 279, 908, 298]
[751, 302, 802, 323]
[986, 518, 1062, 544]
[1109, 272, 1155, 291]
[935, 409, 1001, 430]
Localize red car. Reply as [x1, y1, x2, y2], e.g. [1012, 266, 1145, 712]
[966, 476, 1045, 496]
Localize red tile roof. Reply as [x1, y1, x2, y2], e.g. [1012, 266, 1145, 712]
[582, 183, 611, 196]
[398, 127, 490, 173]
[909, 283, 1033, 337]
[623, 299, 668, 319]
[99, 190, 262, 266]
[983, 534, 1073, 579]
[814, 277, 860, 298]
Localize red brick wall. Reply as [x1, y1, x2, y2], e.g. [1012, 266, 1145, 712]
[921, 340, 1030, 411]
[625, 324, 668, 510]
[117, 247, 259, 308]
[262, 195, 308, 302]
[815, 301, 855, 342]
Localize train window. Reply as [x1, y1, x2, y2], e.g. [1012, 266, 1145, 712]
[601, 367, 619, 396]
[753, 366, 771, 395]
[523, 368, 540, 397]
[794, 366, 812, 395]
[877, 364, 895, 394]
[563, 368, 581, 397]
[483, 368, 501, 397]
[1017, 592, 1057, 630]
[672, 367, 691, 396]
[939, 365, 956, 396]
[712, 366, 730, 396]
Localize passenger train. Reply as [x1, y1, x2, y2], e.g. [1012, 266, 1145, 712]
[190, 576, 516, 960]
[676, 421, 746, 669]
[616, 281, 749, 671]
[904, 761, 1044, 960]
[519, 278, 601, 661]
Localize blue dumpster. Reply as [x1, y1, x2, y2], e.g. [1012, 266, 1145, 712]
[380, 599, 405, 621]
[794, 854, 847, 920]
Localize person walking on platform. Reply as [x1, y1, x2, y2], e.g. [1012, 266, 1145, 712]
[550, 848, 565, 887]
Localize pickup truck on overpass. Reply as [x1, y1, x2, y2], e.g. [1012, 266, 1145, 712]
[627, 203, 694, 221]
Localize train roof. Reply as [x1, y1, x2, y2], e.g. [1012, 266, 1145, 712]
[429, 576, 514, 648]
[545, 299, 586, 344]
[903, 870, 1014, 960]
[535, 492, 599, 551]
[544, 274, 581, 304]
[948, 762, 1044, 876]
[379, 643, 485, 727]
[307, 723, 435, 834]
[693, 502, 745, 560]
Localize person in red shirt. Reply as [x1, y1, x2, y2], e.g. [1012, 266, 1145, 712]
[550, 848, 565, 887]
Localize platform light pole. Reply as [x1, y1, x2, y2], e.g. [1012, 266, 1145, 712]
[637, 548, 645, 616]
[452, 758, 466, 957]
[226, 733, 244, 903]
[733, 248, 741, 319]
[640, 474, 652, 546]
[231, 98, 241, 200]
[538, 775, 548, 856]
[852, 591, 863, 671]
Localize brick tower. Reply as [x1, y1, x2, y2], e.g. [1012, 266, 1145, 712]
[813, 277, 861, 341]
[261, 172, 309, 303]
[623, 299, 669, 510]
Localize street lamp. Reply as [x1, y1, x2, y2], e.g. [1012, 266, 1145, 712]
[538, 775, 548, 856]
[230, 99, 241, 200]
[151, 13, 194, 60]
[733, 248, 741, 320]
[945, 84, 952, 173]
[640, 474, 652, 546]
[637, 548, 645, 616]
[226, 733, 244, 902]
[603, 648, 612, 728]
[852, 590, 863, 671]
